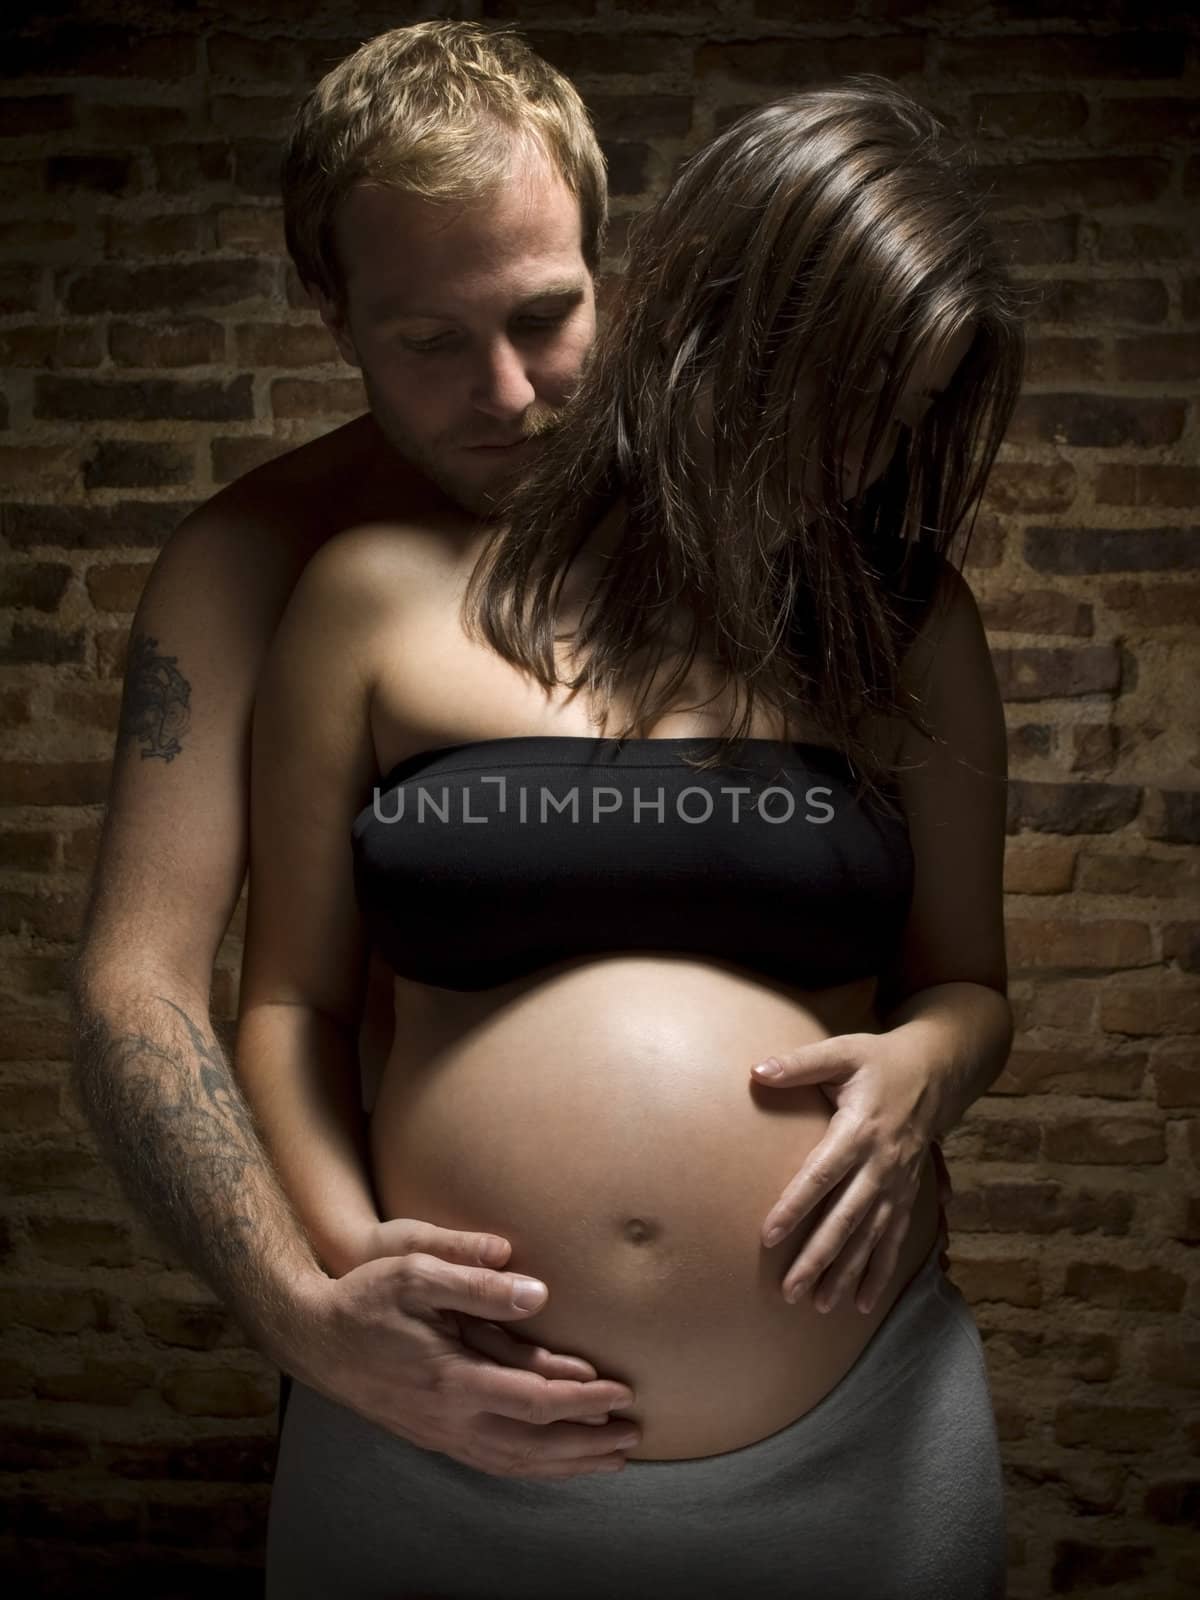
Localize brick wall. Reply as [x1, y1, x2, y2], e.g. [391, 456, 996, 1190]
[2, 0, 1198, 1594]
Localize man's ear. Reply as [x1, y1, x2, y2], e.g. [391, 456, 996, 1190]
[312, 287, 361, 368]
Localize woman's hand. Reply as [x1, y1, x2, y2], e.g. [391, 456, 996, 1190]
[750, 1031, 947, 1315]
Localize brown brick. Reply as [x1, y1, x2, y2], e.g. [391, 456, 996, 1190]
[84, 561, 155, 612]
[1011, 395, 1184, 450]
[3, 501, 195, 551]
[1023, 336, 1104, 383]
[64, 259, 275, 315]
[86, 103, 191, 145]
[154, 142, 233, 193]
[993, 645, 1120, 700]
[0, 323, 102, 367]
[950, 1178, 1132, 1236]
[969, 92, 1088, 140]
[8, 27, 195, 80]
[1056, 1407, 1173, 1465]
[211, 92, 295, 138]
[103, 213, 207, 258]
[0, 444, 81, 494]
[0, 94, 77, 137]
[0, 830, 55, 871]
[0, 620, 85, 667]
[3, 1143, 123, 1197]
[525, 31, 693, 80]
[0, 1079, 62, 1127]
[951, 1256, 1042, 1309]
[109, 319, 225, 367]
[26, 1216, 135, 1268]
[0, 560, 71, 610]
[587, 94, 693, 140]
[1107, 576, 1200, 624]
[234, 322, 337, 367]
[1149, 792, 1200, 846]
[232, 137, 282, 198]
[161, 1365, 278, 1418]
[210, 433, 294, 482]
[941, 34, 1185, 82]
[1100, 983, 1200, 1036]
[0, 264, 44, 313]
[1094, 465, 1200, 508]
[975, 158, 1170, 210]
[215, 206, 284, 253]
[1097, 97, 1200, 143]
[1003, 843, 1076, 894]
[0, 158, 46, 201]
[1164, 923, 1200, 974]
[998, 1046, 1146, 1099]
[982, 589, 1091, 636]
[1010, 722, 1053, 760]
[1008, 917, 1151, 970]
[134, 1294, 237, 1351]
[1143, 1477, 1200, 1528]
[1035, 278, 1168, 326]
[0, 1285, 110, 1336]
[1000, 216, 1080, 265]
[983, 458, 1077, 513]
[0, 218, 81, 259]
[45, 152, 135, 195]
[1096, 221, 1197, 262]
[1007, 779, 1141, 835]
[1010, 977, 1094, 1030]
[1184, 277, 1200, 320]
[1077, 851, 1200, 897]
[1113, 334, 1200, 382]
[1025, 525, 1199, 574]
[704, 35, 926, 86]
[1143, 1331, 1200, 1387]
[1044, 1117, 1165, 1164]
[1063, 1259, 1184, 1312]
[207, 31, 306, 83]
[1154, 1054, 1200, 1108]
[270, 377, 365, 419]
[34, 375, 253, 422]
[602, 140, 650, 197]
[84, 440, 195, 490]
[104, 1431, 276, 1482]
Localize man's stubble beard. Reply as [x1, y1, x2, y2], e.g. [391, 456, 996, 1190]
[364, 378, 564, 521]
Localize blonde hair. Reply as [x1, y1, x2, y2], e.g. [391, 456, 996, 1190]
[282, 20, 607, 305]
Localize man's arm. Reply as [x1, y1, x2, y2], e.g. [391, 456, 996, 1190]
[68, 497, 332, 1362]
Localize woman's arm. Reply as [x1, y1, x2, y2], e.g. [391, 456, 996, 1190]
[233, 530, 387, 1278]
[874, 554, 1013, 1133]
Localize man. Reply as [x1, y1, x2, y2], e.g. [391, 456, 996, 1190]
[68, 19, 641, 1484]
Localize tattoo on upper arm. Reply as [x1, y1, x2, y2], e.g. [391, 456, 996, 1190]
[119, 632, 192, 763]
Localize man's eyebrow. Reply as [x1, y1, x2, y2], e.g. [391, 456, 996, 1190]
[369, 282, 587, 321]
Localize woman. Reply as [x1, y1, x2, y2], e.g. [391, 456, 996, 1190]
[242, 81, 1021, 1598]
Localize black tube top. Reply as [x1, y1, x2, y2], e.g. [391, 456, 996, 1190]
[349, 735, 913, 993]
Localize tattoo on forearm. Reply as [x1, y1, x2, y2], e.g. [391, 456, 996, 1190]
[118, 632, 192, 763]
[70, 989, 320, 1338]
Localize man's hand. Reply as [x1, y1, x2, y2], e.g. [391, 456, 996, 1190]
[282, 1218, 642, 1480]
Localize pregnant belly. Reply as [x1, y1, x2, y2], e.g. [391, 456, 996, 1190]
[368, 957, 940, 1461]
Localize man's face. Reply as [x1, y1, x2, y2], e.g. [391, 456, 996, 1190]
[317, 141, 596, 516]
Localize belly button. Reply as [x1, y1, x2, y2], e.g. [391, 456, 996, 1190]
[621, 1216, 659, 1246]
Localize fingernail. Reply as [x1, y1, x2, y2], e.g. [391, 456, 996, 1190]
[763, 1224, 785, 1248]
[512, 1277, 547, 1308]
[753, 1059, 783, 1078]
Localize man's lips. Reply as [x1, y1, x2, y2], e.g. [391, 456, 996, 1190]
[464, 437, 533, 451]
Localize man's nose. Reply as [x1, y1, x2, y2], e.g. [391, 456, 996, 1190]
[470, 338, 537, 420]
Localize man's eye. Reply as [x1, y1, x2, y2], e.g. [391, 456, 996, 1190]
[401, 334, 452, 354]
[518, 311, 570, 331]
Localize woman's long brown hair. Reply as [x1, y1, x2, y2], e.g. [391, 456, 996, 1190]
[461, 77, 1027, 814]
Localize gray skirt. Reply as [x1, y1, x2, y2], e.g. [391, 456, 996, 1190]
[266, 1239, 1007, 1599]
